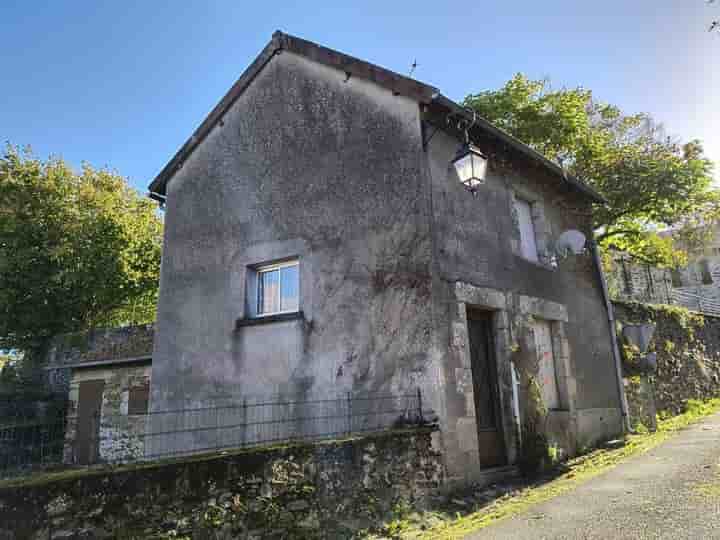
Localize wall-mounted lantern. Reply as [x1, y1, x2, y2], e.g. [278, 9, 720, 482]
[449, 108, 488, 196]
[452, 143, 488, 195]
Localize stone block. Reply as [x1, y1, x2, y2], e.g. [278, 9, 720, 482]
[455, 283, 507, 310]
[518, 295, 568, 322]
[456, 417, 479, 452]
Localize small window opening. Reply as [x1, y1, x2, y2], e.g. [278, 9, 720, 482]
[127, 384, 149, 415]
[256, 260, 299, 316]
[514, 198, 539, 262]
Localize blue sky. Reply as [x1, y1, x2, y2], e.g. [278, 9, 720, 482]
[1, 1, 718, 192]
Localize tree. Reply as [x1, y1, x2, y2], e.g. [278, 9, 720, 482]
[0, 145, 162, 371]
[464, 74, 717, 266]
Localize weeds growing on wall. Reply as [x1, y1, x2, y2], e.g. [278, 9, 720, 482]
[614, 300, 720, 416]
[516, 377, 553, 476]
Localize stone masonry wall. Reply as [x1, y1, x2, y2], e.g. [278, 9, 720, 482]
[0, 427, 442, 540]
[45, 325, 154, 397]
[613, 301, 720, 425]
[48, 325, 154, 367]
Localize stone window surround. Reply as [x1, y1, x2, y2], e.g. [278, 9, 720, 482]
[510, 185, 554, 268]
[451, 283, 577, 469]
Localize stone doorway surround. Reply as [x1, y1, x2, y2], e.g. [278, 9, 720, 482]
[445, 281, 577, 484]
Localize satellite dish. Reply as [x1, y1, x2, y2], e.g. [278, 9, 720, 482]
[555, 230, 587, 258]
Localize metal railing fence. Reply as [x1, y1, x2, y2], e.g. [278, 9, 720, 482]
[671, 288, 720, 317]
[0, 390, 426, 477]
[0, 414, 67, 475]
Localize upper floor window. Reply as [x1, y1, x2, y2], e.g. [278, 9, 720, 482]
[256, 260, 299, 316]
[514, 197, 539, 262]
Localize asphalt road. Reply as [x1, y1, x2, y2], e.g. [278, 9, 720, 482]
[468, 412, 720, 539]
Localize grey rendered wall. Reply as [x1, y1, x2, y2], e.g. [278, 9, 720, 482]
[424, 128, 623, 480]
[151, 51, 442, 452]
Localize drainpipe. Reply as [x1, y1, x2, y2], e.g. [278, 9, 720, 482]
[590, 240, 631, 433]
[149, 192, 167, 208]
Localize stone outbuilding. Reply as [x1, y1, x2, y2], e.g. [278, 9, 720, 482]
[146, 32, 625, 485]
[46, 325, 153, 464]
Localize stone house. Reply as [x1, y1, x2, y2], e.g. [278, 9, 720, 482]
[145, 32, 624, 485]
[46, 325, 154, 464]
[670, 224, 720, 302]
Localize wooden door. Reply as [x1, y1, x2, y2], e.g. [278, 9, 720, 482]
[75, 379, 104, 465]
[468, 310, 507, 468]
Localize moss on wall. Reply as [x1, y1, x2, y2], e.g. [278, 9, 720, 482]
[614, 301, 720, 417]
[0, 427, 443, 539]
[49, 325, 154, 366]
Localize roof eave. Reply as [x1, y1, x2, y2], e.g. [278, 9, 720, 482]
[431, 94, 607, 205]
[148, 35, 283, 197]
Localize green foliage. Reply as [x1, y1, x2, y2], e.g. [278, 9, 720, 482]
[464, 74, 718, 266]
[518, 377, 551, 476]
[0, 145, 162, 364]
[616, 300, 702, 329]
[0, 352, 21, 392]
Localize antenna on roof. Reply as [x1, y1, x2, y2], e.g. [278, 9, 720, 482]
[408, 59, 418, 78]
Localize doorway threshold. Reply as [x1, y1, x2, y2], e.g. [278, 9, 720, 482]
[477, 465, 519, 486]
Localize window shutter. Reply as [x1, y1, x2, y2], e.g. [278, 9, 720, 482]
[514, 198, 539, 262]
[128, 384, 150, 415]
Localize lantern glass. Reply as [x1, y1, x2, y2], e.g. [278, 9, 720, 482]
[452, 144, 487, 192]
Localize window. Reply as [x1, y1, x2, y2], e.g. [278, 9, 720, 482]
[532, 320, 560, 410]
[256, 260, 299, 316]
[514, 198, 539, 262]
[127, 384, 149, 415]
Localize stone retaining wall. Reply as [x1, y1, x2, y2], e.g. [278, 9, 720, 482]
[613, 301, 720, 427]
[0, 427, 442, 540]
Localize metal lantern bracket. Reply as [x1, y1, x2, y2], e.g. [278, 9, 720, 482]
[421, 107, 478, 149]
[447, 108, 478, 144]
[449, 108, 489, 196]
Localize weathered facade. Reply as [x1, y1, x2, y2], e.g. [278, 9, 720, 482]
[148, 32, 624, 483]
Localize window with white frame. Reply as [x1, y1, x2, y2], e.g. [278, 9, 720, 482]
[256, 260, 299, 316]
[514, 197, 539, 262]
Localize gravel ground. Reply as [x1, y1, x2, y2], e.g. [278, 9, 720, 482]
[468, 412, 720, 539]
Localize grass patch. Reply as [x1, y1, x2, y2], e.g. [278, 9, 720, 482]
[375, 398, 720, 540]
[694, 481, 720, 498]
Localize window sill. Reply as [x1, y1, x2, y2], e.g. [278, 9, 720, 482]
[236, 311, 304, 329]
